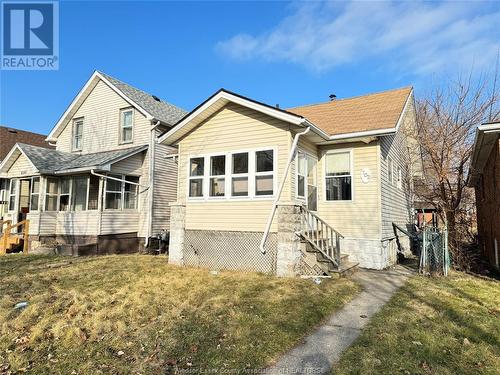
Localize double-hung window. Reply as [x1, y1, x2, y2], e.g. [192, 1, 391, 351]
[72, 118, 83, 151]
[231, 153, 249, 197]
[325, 151, 352, 201]
[30, 177, 40, 211]
[45, 178, 59, 211]
[397, 166, 402, 189]
[71, 176, 88, 211]
[105, 175, 123, 209]
[188, 149, 275, 199]
[297, 151, 307, 198]
[189, 157, 204, 198]
[124, 176, 139, 209]
[59, 177, 71, 211]
[120, 108, 134, 144]
[255, 150, 274, 196]
[209, 155, 226, 197]
[8, 179, 17, 211]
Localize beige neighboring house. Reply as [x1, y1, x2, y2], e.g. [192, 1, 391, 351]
[0, 71, 186, 254]
[159, 87, 419, 276]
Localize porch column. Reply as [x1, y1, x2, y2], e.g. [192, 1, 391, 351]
[169, 203, 185, 266]
[276, 203, 303, 277]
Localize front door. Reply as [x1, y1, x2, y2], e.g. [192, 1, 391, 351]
[298, 151, 318, 211]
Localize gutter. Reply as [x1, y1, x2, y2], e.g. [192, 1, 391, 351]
[259, 127, 310, 254]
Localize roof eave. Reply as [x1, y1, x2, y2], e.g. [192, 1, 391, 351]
[467, 121, 500, 186]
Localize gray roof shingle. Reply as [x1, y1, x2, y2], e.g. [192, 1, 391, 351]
[17, 143, 147, 173]
[98, 71, 188, 126]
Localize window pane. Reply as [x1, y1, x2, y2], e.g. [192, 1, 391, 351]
[388, 158, 393, 184]
[30, 194, 39, 211]
[72, 177, 88, 211]
[298, 175, 305, 197]
[326, 177, 352, 201]
[105, 192, 122, 209]
[60, 178, 71, 194]
[298, 152, 307, 175]
[256, 150, 274, 172]
[190, 158, 204, 177]
[59, 195, 70, 211]
[106, 176, 122, 192]
[256, 175, 273, 196]
[10, 179, 17, 194]
[189, 178, 203, 197]
[45, 196, 58, 211]
[232, 153, 248, 174]
[31, 177, 40, 194]
[211, 155, 225, 176]
[122, 110, 133, 127]
[124, 176, 139, 209]
[210, 177, 225, 197]
[325, 153, 350, 176]
[122, 127, 133, 142]
[9, 196, 16, 211]
[88, 175, 99, 210]
[46, 178, 58, 194]
[232, 177, 248, 196]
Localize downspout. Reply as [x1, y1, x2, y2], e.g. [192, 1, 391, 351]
[260, 126, 310, 254]
[146, 120, 161, 247]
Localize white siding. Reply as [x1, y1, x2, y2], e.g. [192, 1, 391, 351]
[110, 151, 145, 175]
[56, 80, 151, 153]
[152, 141, 177, 234]
[380, 102, 416, 240]
[6, 154, 37, 178]
[100, 211, 140, 235]
[56, 211, 99, 235]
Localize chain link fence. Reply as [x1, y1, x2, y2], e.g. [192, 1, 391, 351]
[419, 226, 450, 276]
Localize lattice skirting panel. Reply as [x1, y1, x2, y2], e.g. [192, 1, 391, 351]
[184, 230, 277, 274]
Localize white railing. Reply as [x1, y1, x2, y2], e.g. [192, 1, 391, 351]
[300, 206, 343, 268]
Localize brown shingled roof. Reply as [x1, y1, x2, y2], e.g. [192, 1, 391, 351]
[288, 86, 413, 137]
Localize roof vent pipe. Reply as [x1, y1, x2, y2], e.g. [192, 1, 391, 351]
[329, 94, 337, 101]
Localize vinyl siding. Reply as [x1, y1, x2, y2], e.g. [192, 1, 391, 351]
[110, 151, 145, 175]
[380, 102, 416, 239]
[56, 80, 151, 153]
[55, 211, 99, 235]
[316, 142, 381, 240]
[6, 154, 37, 178]
[178, 103, 292, 232]
[100, 211, 140, 235]
[152, 141, 177, 234]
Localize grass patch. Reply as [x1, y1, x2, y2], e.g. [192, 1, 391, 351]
[333, 272, 500, 375]
[0, 254, 360, 374]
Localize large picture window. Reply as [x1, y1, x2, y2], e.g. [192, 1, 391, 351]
[120, 108, 134, 144]
[325, 151, 352, 201]
[187, 148, 275, 200]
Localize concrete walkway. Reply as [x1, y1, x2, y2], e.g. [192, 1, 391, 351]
[267, 265, 413, 374]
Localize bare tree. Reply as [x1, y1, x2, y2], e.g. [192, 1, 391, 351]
[414, 69, 500, 266]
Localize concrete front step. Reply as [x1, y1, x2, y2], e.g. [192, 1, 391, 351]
[329, 261, 359, 277]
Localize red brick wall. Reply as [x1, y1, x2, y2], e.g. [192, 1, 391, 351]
[0, 126, 53, 161]
[475, 139, 500, 268]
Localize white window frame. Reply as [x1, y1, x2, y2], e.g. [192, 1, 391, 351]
[230, 152, 250, 198]
[8, 178, 18, 212]
[186, 147, 277, 202]
[397, 166, 402, 189]
[72, 118, 84, 152]
[44, 177, 59, 212]
[30, 176, 40, 212]
[119, 108, 134, 144]
[104, 174, 140, 210]
[58, 177, 72, 212]
[323, 149, 354, 202]
[208, 154, 227, 199]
